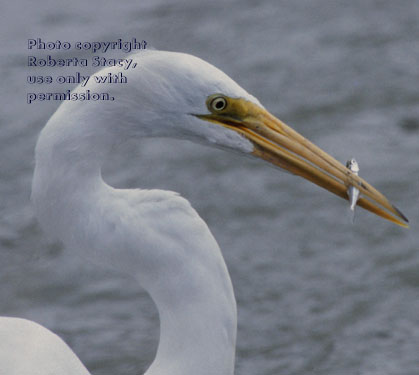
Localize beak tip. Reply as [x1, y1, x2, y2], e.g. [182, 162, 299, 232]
[392, 204, 409, 224]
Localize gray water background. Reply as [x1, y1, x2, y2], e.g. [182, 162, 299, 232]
[1, 0, 418, 374]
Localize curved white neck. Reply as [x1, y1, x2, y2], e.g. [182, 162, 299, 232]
[144, 257, 237, 375]
[32, 110, 237, 375]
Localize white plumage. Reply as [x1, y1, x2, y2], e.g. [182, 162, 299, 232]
[0, 317, 89, 375]
[1, 50, 406, 375]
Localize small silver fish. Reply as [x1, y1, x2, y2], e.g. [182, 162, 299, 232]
[346, 158, 360, 222]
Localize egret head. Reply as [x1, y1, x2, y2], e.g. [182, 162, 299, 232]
[77, 51, 409, 227]
[137, 52, 406, 227]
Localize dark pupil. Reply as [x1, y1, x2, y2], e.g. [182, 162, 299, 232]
[215, 99, 224, 109]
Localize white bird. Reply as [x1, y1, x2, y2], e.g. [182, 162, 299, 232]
[0, 51, 408, 375]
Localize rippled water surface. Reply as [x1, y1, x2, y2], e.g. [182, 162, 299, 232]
[1, 1, 418, 374]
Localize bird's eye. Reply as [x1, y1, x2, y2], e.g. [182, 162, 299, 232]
[210, 96, 227, 112]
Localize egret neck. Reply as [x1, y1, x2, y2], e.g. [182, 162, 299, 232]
[31, 91, 237, 375]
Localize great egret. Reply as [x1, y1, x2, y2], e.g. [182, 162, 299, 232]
[1, 51, 408, 375]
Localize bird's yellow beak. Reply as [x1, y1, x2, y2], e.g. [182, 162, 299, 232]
[196, 94, 408, 228]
